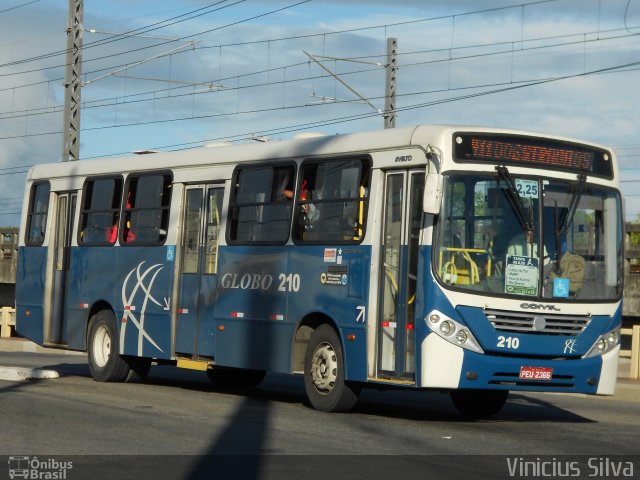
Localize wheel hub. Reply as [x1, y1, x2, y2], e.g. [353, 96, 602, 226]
[92, 325, 111, 368]
[310, 342, 337, 394]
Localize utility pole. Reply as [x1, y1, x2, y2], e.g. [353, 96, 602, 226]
[61, 0, 83, 162]
[305, 38, 399, 129]
[384, 37, 397, 129]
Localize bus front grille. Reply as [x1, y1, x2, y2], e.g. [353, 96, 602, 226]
[485, 309, 591, 336]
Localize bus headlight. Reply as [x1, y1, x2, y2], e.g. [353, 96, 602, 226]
[584, 327, 620, 358]
[455, 329, 468, 345]
[424, 309, 484, 354]
[439, 320, 454, 336]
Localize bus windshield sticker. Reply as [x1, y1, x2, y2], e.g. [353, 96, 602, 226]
[166, 245, 175, 262]
[552, 277, 570, 298]
[505, 255, 539, 296]
[515, 179, 539, 199]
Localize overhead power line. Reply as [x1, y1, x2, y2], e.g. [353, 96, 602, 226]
[0, 1, 240, 70]
[0, 57, 636, 144]
[2, 26, 639, 124]
[0, 0, 42, 15]
[0, 0, 309, 75]
[1, 55, 638, 147]
[69, 57, 640, 159]
[0, 0, 562, 82]
[1, 4, 638, 94]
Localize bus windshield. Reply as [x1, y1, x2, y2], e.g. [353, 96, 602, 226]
[433, 172, 623, 301]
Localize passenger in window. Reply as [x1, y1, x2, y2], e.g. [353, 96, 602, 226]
[105, 221, 118, 243]
[296, 180, 320, 239]
[300, 181, 319, 225]
[300, 185, 320, 228]
[274, 169, 294, 202]
[124, 219, 136, 243]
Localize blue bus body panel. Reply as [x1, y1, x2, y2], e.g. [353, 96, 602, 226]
[195, 274, 218, 355]
[213, 245, 369, 380]
[287, 245, 369, 381]
[15, 246, 47, 345]
[65, 246, 120, 350]
[65, 246, 174, 358]
[213, 247, 291, 371]
[175, 273, 200, 354]
[456, 350, 602, 393]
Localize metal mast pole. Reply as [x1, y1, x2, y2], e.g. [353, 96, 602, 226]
[384, 37, 397, 129]
[61, 0, 83, 161]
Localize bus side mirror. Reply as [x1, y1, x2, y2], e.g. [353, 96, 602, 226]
[423, 171, 442, 214]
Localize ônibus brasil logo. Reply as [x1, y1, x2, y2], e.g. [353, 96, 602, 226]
[8, 456, 73, 479]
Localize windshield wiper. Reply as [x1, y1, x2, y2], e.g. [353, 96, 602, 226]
[496, 166, 534, 233]
[558, 173, 586, 237]
[554, 173, 587, 269]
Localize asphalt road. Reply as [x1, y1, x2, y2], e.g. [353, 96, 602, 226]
[0, 351, 638, 480]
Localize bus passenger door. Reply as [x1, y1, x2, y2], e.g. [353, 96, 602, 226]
[378, 170, 424, 380]
[175, 184, 224, 357]
[49, 192, 77, 345]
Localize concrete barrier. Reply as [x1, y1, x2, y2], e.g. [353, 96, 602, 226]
[621, 325, 640, 379]
[0, 306, 15, 338]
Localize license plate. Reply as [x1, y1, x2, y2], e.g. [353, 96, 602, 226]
[519, 366, 553, 381]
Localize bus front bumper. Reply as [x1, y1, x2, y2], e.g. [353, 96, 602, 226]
[419, 333, 619, 395]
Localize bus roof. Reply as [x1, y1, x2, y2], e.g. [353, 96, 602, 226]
[27, 124, 613, 182]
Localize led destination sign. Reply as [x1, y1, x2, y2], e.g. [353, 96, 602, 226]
[453, 133, 613, 178]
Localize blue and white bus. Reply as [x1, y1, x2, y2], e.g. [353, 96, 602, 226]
[16, 125, 624, 416]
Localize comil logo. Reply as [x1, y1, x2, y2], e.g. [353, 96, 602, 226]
[8, 456, 73, 479]
[519, 303, 561, 312]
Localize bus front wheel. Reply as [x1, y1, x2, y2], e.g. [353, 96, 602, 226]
[450, 389, 508, 419]
[304, 324, 360, 412]
[87, 310, 131, 382]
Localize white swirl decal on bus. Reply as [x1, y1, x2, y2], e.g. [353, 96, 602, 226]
[120, 261, 168, 356]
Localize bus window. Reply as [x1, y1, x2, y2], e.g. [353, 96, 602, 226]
[79, 177, 123, 245]
[293, 158, 370, 243]
[204, 188, 223, 274]
[181, 189, 202, 274]
[25, 182, 50, 246]
[122, 173, 172, 245]
[229, 164, 295, 244]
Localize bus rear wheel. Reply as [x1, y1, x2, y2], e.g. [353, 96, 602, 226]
[304, 324, 360, 412]
[450, 389, 508, 419]
[87, 310, 131, 382]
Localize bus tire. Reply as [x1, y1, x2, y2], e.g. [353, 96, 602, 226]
[304, 324, 360, 412]
[207, 367, 266, 389]
[450, 389, 508, 419]
[87, 310, 131, 382]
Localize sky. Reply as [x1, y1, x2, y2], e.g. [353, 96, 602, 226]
[0, 0, 639, 226]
